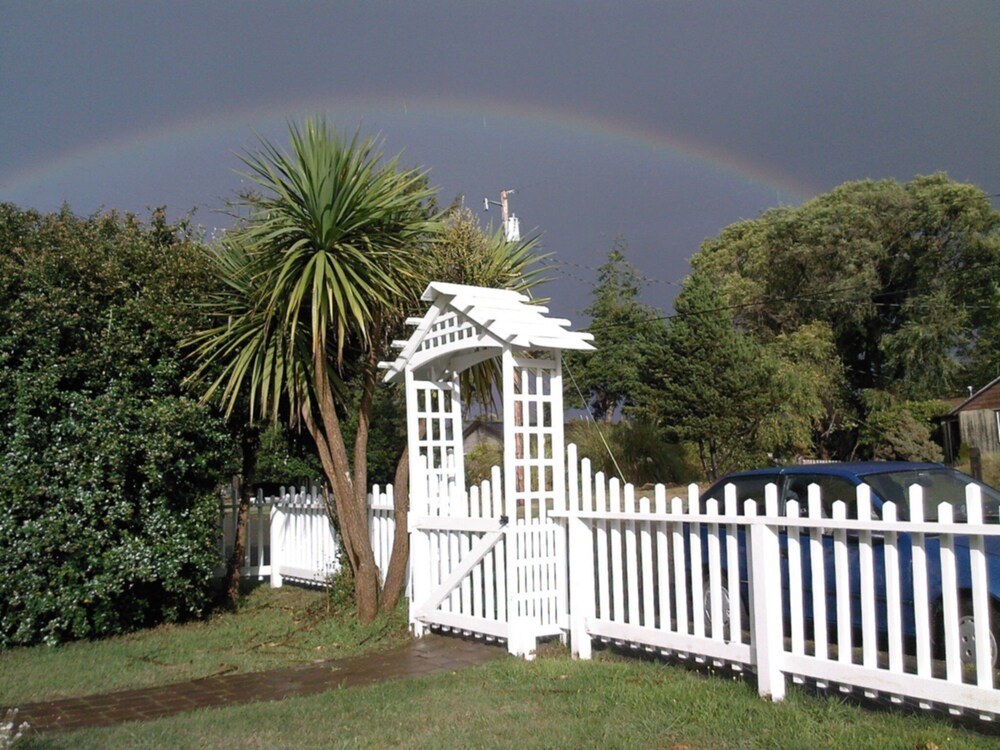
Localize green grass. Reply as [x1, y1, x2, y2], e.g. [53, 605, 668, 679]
[16, 651, 999, 749]
[5, 586, 998, 748]
[0, 584, 409, 706]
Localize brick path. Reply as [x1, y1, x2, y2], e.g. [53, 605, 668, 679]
[9, 635, 505, 735]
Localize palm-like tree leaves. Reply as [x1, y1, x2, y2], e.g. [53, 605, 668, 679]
[186, 118, 437, 425]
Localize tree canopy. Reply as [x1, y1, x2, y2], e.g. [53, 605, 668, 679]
[693, 174, 1000, 400]
[565, 241, 666, 422]
[647, 174, 998, 471]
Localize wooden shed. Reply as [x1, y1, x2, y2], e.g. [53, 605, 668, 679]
[940, 375, 1000, 461]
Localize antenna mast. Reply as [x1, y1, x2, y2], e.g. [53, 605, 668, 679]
[484, 188, 521, 242]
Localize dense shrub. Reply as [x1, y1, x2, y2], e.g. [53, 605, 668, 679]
[0, 204, 234, 646]
[254, 422, 324, 492]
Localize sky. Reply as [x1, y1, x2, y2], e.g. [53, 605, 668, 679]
[1, 1, 997, 321]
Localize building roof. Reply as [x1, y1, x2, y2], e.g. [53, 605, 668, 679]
[948, 375, 1000, 415]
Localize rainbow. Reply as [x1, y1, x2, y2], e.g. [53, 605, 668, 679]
[0, 94, 818, 210]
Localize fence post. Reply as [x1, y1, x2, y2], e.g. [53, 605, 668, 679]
[270, 497, 283, 588]
[569, 513, 595, 659]
[970, 446, 983, 481]
[748, 487, 786, 701]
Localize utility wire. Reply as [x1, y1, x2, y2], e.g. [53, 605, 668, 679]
[523, 283, 626, 479]
[562, 357, 627, 481]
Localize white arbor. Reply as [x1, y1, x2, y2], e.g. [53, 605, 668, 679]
[380, 282, 593, 655]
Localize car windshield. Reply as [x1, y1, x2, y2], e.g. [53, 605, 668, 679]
[862, 468, 1000, 522]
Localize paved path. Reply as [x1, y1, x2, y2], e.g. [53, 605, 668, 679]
[10, 635, 505, 735]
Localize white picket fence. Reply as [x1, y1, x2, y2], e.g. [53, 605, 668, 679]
[217, 452, 1000, 719]
[557, 445, 1000, 720]
[218, 485, 396, 587]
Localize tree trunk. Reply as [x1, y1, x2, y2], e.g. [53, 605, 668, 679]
[222, 428, 259, 609]
[305, 345, 381, 624]
[351, 340, 382, 622]
[222, 476, 249, 609]
[380, 443, 410, 613]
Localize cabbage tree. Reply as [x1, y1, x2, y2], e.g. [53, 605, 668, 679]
[187, 118, 437, 622]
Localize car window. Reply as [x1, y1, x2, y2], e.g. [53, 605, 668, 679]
[781, 474, 859, 517]
[703, 475, 774, 514]
[864, 469, 1000, 522]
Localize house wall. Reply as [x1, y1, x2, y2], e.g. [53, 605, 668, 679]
[958, 408, 1000, 454]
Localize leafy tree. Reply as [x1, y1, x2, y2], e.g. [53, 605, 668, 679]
[187, 120, 437, 623]
[566, 419, 696, 486]
[858, 391, 947, 462]
[756, 322, 850, 460]
[0, 204, 234, 646]
[465, 441, 504, 486]
[422, 206, 548, 409]
[685, 174, 1000, 460]
[565, 240, 666, 421]
[643, 273, 777, 479]
[424, 206, 546, 294]
[254, 422, 325, 489]
[187, 124, 546, 622]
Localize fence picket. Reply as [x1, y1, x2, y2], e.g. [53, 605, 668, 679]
[689, 486, 704, 639]
[609, 478, 624, 623]
[938, 502, 961, 685]
[882, 502, 904, 677]
[625, 485, 640, 626]
[857, 486, 877, 675]
[910, 487, 932, 685]
[671, 495, 688, 637]
[596, 473, 610, 622]
[966, 487, 994, 690]
[655, 488, 671, 632]
[724, 485, 743, 644]
[786, 499, 804, 656]
[640, 495, 655, 629]
[705, 498, 723, 642]
[832, 500, 853, 666]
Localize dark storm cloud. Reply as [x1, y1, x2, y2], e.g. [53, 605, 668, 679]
[1, 1, 996, 317]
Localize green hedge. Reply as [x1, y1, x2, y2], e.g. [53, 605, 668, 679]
[0, 205, 234, 646]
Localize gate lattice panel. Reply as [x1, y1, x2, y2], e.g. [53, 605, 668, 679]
[503, 353, 567, 636]
[379, 282, 593, 655]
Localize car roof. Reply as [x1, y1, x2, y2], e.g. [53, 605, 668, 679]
[716, 461, 945, 483]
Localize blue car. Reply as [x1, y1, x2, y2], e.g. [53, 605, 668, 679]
[700, 462, 1000, 666]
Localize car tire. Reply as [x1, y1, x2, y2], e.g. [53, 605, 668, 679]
[955, 599, 999, 669]
[703, 575, 748, 642]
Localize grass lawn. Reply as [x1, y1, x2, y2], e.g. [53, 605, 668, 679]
[0, 583, 409, 705]
[14, 650, 1000, 749]
[4, 584, 998, 748]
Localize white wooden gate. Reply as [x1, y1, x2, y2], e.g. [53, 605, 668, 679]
[501, 353, 568, 647]
[379, 282, 593, 656]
